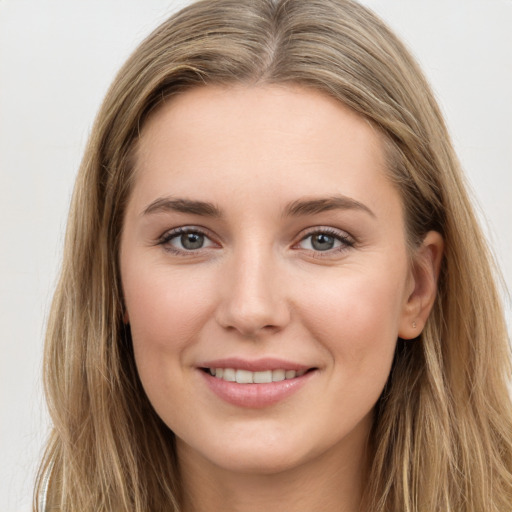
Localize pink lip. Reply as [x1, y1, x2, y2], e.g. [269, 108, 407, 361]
[197, 358, 317, 409]
[197, 357, 311, 372]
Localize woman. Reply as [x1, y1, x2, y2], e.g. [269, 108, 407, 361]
[35, 0, 512, 510]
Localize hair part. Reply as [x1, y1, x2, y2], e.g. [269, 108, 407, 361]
[36, 1, 512, 510]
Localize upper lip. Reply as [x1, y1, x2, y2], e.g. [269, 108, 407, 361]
[197, 357, 314, 372]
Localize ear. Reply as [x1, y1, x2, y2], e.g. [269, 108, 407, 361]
[398, 231, 444, 339]
[123, 310, 130, 324]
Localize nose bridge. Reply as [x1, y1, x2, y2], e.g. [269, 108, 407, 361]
[217, 239, 289, 336]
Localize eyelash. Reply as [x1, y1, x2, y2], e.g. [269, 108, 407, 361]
[296, 227, 355, 258]
[157, 226, 216, 255]
[157, 226, 355, 257]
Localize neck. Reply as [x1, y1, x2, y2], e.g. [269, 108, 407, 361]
[177, 425, 370, 512]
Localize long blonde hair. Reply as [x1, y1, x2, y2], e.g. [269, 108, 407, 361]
[36, 0, 512, 510]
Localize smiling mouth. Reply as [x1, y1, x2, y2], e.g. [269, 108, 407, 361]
[201, 367, 316, 384]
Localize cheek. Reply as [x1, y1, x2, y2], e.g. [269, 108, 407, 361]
[295, 266, 406, 371]
[122, 261, 219, 415]
[122, 260, 217, 360]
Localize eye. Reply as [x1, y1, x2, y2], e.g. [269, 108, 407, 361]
[297, 228, 354, 253]
[159, 227, 217, 253]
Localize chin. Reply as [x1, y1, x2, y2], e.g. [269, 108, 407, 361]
[177, 427, 316, 476]
[214, 454, 308, 477]
[216, 448, 305, 475]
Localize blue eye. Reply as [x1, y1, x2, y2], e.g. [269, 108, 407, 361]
[177, 232, 206, 250]
[298, 229, 354, 253]
[160, 228, 216, 252]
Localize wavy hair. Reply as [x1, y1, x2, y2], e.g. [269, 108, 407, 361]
[35, 0, 512, 510]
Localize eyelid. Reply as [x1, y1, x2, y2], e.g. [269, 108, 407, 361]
[155, 224, 355, 257]
[293, 226, 355, 255]
[157, 225, 220, 253]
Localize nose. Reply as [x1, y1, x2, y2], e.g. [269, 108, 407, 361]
[215, 248, 291, 337]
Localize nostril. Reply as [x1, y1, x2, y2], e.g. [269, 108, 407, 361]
[215, 287, 291, 337]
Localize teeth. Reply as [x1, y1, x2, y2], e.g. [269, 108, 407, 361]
[236, 369, 253, 384]
[254, 370, 272, 383]
[223, 368, 236, 382]
[272, 369, 285, 382]
[209, 367, 307, 383]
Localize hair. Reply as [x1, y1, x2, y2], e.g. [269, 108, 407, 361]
[35, 0, 512, 510]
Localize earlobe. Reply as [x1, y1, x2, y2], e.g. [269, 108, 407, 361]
[123, 310, 130, 324]
[398, 231, 444, 340]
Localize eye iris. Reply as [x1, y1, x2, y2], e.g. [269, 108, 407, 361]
[311, 233, 335, 251]
[181, 232, 204, 250]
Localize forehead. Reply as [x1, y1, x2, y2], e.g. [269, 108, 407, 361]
[131, 84, 399, 220]
[136, 84, 384, 164]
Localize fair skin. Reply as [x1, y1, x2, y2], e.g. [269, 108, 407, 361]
[120, 84, 443, 512]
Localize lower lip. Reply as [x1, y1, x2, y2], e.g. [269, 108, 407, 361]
[200, 370, 315, 409]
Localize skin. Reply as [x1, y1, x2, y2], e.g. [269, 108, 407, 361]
[120, 84, 443, 512]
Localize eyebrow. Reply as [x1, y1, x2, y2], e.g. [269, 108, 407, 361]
[141, 194, 375, 219]
[142, 197, 221, 217]
[284, 195, 375, 218]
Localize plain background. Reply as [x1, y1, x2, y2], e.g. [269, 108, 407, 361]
[1, 1, 511, 510]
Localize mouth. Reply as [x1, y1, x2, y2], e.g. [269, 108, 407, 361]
[200, 367, 315, 383]
[197, 358, 318, 407]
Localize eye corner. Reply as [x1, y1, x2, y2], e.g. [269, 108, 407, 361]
[157, 225, 221, 255]
[293, 226, 356, 258]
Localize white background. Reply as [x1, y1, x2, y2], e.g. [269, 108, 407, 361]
[1, 1, 511, 510]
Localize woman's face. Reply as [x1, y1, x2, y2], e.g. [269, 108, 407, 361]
[120, 85, 427, 476]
